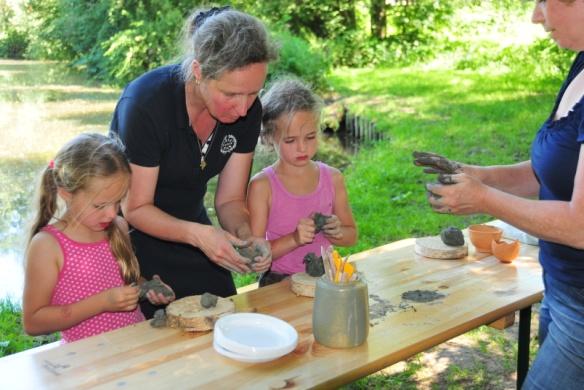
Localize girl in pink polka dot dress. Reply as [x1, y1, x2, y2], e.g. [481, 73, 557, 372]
[22, 133, 174, 343]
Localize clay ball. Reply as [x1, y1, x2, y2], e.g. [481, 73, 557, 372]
[440, 226, 465, 247]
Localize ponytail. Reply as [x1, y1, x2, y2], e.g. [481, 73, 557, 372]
[108, 219, 140, 284]
[27, 166, 60, 246]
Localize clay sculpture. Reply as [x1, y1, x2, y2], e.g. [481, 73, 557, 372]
[303, 252, 325, 277]
[313, 212, 331, 233]
[200, 292, 218, 308]
[150, 309, 167, 328]
[139, 278, 174, 301]
[440, 226, 465, 246]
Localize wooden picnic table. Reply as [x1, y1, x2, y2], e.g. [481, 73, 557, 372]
[0, 232, 543, 389]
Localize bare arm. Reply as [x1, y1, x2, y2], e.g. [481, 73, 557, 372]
[122, 164, 207, 245]
[23, 233, 139, 336]
[215, 152, 255, 239]
[123, 163, 250, 273]
[463, 160, 539, 198]
[216, 152, 271, 272]
[324, 170, 358, 246]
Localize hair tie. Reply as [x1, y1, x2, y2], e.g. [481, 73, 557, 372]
[48, 160, 55, 169]
[193, 6, 231, 30]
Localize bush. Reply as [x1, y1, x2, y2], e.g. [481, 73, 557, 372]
[103, 5, 183, 85]
[0, 0, 29, 58]
[0, 29, 29, 59]
[268, 29, 330, 92]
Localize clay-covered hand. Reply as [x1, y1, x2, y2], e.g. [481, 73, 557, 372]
[102, 285, 140, 312]
[413, 151, 462, 174]
[293, 217, 316, 246]
[243, 237, 272, 273]
[425, 173, 489, 215]
[195, 226, 252, 273]
[144, 275, 175, 305]
[322, 214, 343, 240]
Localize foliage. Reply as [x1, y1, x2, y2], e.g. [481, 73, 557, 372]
[103, 2, 184, 84]
[0, 299, 60, 357]
[383, 0, 454, 63]
[268, 29, 330, 92]
[0, 0, 29, 58]
[242, 0, 358, 39]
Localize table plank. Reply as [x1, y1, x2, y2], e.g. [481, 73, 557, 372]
[0, 236, 543, 389]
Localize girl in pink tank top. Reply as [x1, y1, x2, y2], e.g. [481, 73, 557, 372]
[22, 133, 174, 343]
[248, 79, 358, 285]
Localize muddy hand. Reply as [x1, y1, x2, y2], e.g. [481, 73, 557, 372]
[425, 173, 487, 215]
[413, 151, 462, 175]
[247, 237, 272, 273]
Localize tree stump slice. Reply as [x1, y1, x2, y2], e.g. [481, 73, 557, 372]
[290, 272, 318, 297]
[166, 295, 235, 332]
[415, 236, 468, 260]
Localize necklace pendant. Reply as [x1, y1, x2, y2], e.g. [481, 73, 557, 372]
[200, 159, 207, 170]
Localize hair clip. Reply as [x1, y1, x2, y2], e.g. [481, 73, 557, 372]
[193, 6, 231, 29]
[48, 160, 55, 169]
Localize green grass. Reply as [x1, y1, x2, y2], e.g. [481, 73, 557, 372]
[0, 300, 59, 357]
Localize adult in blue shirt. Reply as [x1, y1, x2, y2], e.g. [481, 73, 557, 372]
[414, 1, 584, 389]
[110, 7, 276, 318]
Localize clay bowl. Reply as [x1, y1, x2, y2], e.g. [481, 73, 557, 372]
[491, 239, 520, 263]
[468, 224, 503, 253]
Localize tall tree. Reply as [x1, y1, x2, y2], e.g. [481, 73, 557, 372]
[370, 0, 387, 39]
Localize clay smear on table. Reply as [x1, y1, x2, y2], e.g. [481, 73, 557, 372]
[401, 289, 445, 303]
[369, 294, 415, 326]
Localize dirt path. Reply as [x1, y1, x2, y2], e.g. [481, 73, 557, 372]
[348, 304, 541, 389]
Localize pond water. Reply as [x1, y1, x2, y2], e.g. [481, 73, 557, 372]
[0, 59, 120, 303]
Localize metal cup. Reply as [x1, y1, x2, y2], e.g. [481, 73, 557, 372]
[312, 275, 369, 348]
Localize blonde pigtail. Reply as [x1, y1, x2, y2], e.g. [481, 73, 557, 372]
[108, 220, 140, 284]
[27, 166, 60, 246]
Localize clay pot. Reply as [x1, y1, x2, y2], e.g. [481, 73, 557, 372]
[491, 239, 520, 263]
[468, 224, 503, 253]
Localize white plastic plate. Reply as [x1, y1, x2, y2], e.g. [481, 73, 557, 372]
[213, 313, 298, 360]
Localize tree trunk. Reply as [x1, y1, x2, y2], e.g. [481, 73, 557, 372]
[370, 0, 387, 39]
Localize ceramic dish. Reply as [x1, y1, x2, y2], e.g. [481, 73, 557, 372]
[213, 340, 282, 363]
[468, 224, 503, 253]
[213, 313, 298, 359]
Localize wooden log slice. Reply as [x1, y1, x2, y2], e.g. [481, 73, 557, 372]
[166, 295, 235, 332]
[415, 236, 468, 260]
[290, 272, 318, 297]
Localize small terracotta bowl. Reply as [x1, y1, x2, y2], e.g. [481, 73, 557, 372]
[491, 239, 520, 263]
[468, 224, 503, 253]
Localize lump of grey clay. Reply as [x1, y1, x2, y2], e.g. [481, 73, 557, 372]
[313, 212, 331, 233]
[440, 226, 465, 246]
[150, 309, 167, 328]
[200, 292, 218, 309]
[303, 252, 325, 277]
[233, 241, 269, 263]
[139, 278, 174, 300]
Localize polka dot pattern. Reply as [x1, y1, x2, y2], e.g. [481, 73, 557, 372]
[43, 225, 145, 343]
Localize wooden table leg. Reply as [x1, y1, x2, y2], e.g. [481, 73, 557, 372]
[517, 305, 532, 389]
